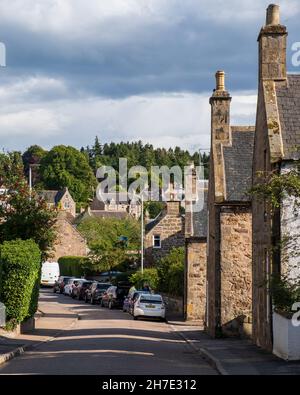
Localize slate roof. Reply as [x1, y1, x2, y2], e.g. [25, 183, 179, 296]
[223, 127, 255, 202]
[192, 187, 208, 238]
[39, 188, 68, 205]
[276, 75, 300, 161]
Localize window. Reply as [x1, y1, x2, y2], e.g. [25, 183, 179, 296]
[153, 235, 161, 249]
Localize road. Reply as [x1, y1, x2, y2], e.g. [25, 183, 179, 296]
[0, 289, 217, 375]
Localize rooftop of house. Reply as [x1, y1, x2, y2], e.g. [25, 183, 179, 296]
[275, 74, 300, 161]
[39, 187, 71, 205]
[185, 180, 208, 239]
[223, 126, 255, 202]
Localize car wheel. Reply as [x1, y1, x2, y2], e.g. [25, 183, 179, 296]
[133, 315, 138, 320]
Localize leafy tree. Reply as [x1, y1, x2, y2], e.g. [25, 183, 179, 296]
[157, 247, 185, 296]
[0, 151, 24, 185]
[39, 145, 96, 205]
[22, 145, 47, 176]
[0, 160, 57, 259]
[78, 217, 140, 278]
[130, 268, 159, 291]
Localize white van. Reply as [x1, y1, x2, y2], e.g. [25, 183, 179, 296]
[41, 261, 60, 287]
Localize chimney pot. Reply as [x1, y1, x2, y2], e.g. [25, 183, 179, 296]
[215, 70, 225, 91]
[266, 4, 280, 25]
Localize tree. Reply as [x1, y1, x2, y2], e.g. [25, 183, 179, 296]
[39, 145, 96, 205]
[0, 151, 24, 185]
[0, 157, 57, 259]
[22, 145, 47, 176]
[78, 217, 140, 277]
[157, 247, 185, 296]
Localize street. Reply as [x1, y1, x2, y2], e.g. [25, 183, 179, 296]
[0, 289, 217, 375]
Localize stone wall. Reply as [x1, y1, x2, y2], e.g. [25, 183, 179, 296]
[145, 202, 185, 265]
[185, 238, 207, 323]
[220, 207, 252, 337]
[51, 212, 88, 261]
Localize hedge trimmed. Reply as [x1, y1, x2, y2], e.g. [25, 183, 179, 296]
[58, 256, 91, 277]
[0, 239, 41, 329]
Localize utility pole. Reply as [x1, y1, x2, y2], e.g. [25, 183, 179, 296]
[141, 194, 144, 274]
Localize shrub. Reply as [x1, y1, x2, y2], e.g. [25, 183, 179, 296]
[157, 247, 184, 297]
[130, 268, 159, 291]
[0, 239, 41, 329]
[58, 256, 92, 277]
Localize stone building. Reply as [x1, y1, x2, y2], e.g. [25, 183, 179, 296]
[40, 187, 76, 218]
[50, 211, 88, 262]
[184, 177, 208, 323]
[207, 71, 254, 337]
[145, 201, 185, 266]
[252, 4, 300, 351]
[81, 193, 141, 220]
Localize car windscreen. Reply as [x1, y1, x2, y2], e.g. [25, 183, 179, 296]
[140, 296, 162, 304]
[97, 284, 111, 290]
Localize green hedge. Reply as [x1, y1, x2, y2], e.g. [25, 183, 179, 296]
[58, 256, 92, 277]
[0, 239, 41, 329]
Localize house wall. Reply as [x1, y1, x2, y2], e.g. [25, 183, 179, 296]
[220, 207, 252, 337]
[145, 203, 185, 265]
[184, 238, 207, 323]
[252, 84, 274, 351]
[51, 213, 88, 261]
[280, 162, 300, 282]
[60, 192, 76, 218]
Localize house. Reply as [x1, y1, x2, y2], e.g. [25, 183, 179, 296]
[40, 187, 76, 218]
[252, 4, 300, 351]
[207, 71, 254, 337]
[145, 200, 185, 266]
[81, 193, 141, 220]
[184, 172, 208, 323]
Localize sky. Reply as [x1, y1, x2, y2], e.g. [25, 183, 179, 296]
[0, 0, 299, 154]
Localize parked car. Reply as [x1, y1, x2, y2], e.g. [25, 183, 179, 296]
[101, 283, 131, 309]
[64, 278, 82, 296]
[132, 294, 166, 321]
[85, 282, 111, 304]
[123, 290, 150, 313]
[53, 276, 72, 294]
[41, 261, 60, 287]
[72, 280, 92, 300]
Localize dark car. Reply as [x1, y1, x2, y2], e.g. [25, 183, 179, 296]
[101, 283, 131, 309]
[53, 276, 72, 294]
[85, 282, 111, 305]
[72, 280, 93, 300]
[123, 290, 150, 313]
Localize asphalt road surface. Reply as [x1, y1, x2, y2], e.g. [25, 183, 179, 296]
[0, 289, 217, 375]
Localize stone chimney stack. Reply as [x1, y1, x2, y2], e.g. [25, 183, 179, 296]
[258, 4, 287, 81]
[209, 71, 232, 202]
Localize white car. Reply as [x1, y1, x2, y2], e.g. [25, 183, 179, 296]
[133, 294, 166, 321]
[64, 278, 83, 296]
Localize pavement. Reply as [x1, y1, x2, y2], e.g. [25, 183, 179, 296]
[1, 289, 300, 375]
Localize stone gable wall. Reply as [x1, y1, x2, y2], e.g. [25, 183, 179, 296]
[51, 214, 88, 261]
[185, 238, 207, 323]
[220, 207, 252, 337]
[145, 213, 185, 265]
